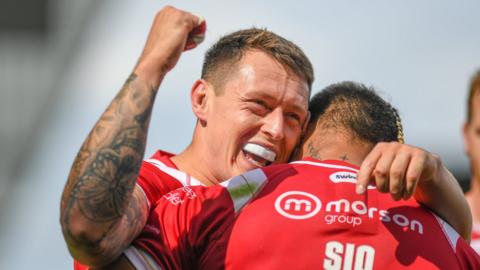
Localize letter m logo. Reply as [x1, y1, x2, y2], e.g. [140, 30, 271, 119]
[275, 191, 322, 220]
[284, 199, 312, 212]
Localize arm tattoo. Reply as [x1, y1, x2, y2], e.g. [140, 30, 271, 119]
[61, 73, 155, 248]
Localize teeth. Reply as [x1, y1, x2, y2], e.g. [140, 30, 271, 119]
[243, 143, 276, 162]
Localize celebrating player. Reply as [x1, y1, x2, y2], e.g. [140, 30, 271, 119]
[61, 5, 314, 268]
[97, 82, 477, 269]
[60, 5, 472, 269]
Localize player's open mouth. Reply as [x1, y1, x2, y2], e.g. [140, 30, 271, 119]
[242, 143, 276, 167]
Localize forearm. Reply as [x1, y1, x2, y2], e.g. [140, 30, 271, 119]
[414, 162, 472, 241]
[60, 73, 160, 264]
[60, 6, 204, 265]
[67, 189, 149, 267]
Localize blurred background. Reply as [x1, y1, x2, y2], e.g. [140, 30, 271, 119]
[0, 0, 478, 268]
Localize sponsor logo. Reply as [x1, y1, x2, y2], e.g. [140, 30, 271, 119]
[163, 186, 197, 205]
[274, 191, 424, 234]
[323, 199, 423, 234]
[182, 186, 197, 199]
[329, 171, 376, 190]
[274, 191, 322, 219]
[324, 241, 375, 270]
[329, 171, 357, 184]
[164, 192, 183, 205]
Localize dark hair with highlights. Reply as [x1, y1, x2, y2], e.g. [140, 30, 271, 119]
[201, 28, 314, 94]
[309, 81, 404, 144]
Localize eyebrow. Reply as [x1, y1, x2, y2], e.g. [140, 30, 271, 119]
[243, 88, 309, 115]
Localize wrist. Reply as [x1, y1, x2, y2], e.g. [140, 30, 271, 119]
[133, 58, 168, 90]
[415, 154, 443, 198]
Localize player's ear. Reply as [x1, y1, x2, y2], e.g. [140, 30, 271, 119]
[191, 79, 210, 124]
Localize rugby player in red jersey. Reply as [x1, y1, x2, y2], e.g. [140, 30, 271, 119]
[61, 5, 472, 269]
[62, 5, 316, 269]
[95, 82, 478, 269]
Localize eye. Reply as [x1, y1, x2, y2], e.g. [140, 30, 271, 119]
[286, 112, 301, 122]
[285, 112, 304, 127]
[248, 99, 270, 115]
[253, 99, 269, 108]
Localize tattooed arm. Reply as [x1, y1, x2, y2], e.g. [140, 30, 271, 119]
[60, 74, 154, 266]
[60, 6, 204, 267]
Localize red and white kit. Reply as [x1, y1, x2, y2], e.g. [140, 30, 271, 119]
[74, 150, 204, 270]
[130, 157, 480, 270]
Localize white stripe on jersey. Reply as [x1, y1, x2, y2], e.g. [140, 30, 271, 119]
[290, 160, 359, 172]
[124, 246, 162, 270]
[471, 238, 480, 254]
[433, 213, 459, 252]
[145, 158, 204, 187]
[221, 168, 268, 213]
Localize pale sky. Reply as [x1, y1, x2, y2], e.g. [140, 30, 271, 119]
[0, 1, 479, 268]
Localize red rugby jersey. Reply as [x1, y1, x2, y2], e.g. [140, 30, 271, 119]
[74, 150, 204, 270]
[131, 157, 480, 270]
[471, 223, 480, 254]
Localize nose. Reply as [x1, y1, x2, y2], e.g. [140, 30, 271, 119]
[261, 108, 285, 141]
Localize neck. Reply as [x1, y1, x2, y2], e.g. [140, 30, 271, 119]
[299, 128, 372, 167]
[171, 124, 221, 186]
[171, 144, 220, 186]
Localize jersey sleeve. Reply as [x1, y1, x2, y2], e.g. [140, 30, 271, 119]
[73, 161, 183, 270]
[73, 260, 88, 270]
[136, 161, 183, 209]
[455, 237, 480, 269]
[132, 185, 235, 269]
[432, 212, 480, 269]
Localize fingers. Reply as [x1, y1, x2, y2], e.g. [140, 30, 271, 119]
[388, 151, 410, 200]
[158, 6, 202, 30]
[135, 6, 206, 85]
[185, 16, 207, 51]
[372, 150, 396, 194]
[357, 146, 382, 194]
[403, 153, 423, 199]
[156, 7, 206, 52]
[357, 142, 432, 201]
